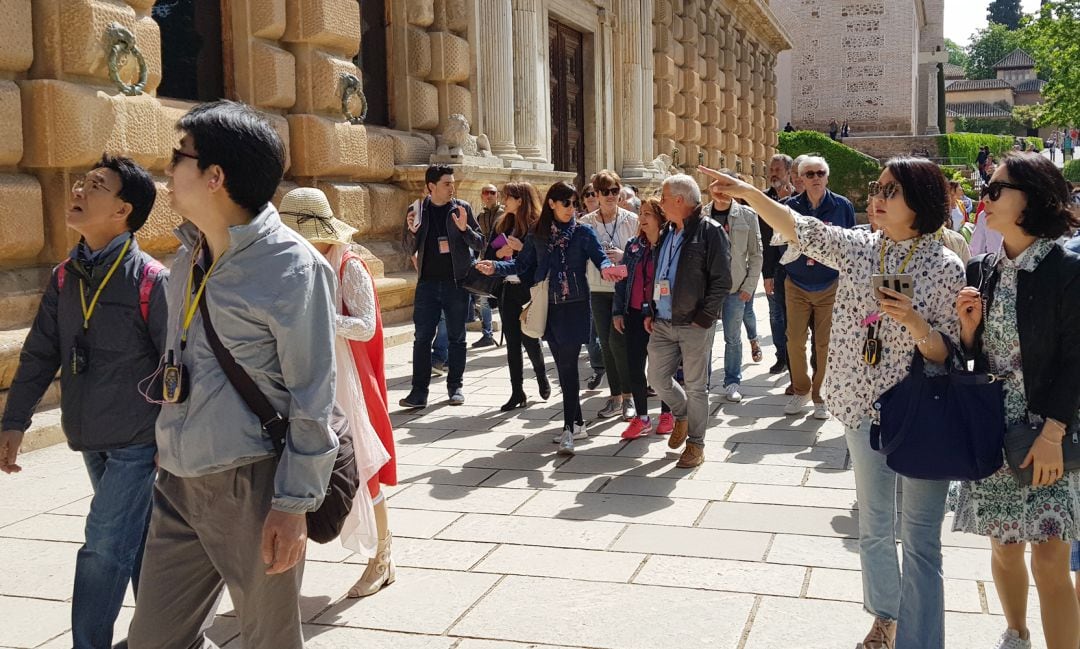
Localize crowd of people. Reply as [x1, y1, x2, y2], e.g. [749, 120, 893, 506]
[0, 96, 1077, 649]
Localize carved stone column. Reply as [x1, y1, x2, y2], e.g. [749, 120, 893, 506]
[639, 0, 656, 167]
[511, 0, 547, 162]
[617, 0, 646, 177]
[476, 0, 520, 159]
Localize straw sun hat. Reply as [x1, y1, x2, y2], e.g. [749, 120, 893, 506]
[278, 187, 358, 246]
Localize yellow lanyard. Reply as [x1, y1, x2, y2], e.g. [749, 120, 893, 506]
[180, 239, 219, 344]
[78, 236, 132, 331]
[878, 236, 923, 274]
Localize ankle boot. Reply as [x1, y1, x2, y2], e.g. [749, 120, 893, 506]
[347, 531, 396, 598]
[536, 374, 551, 400]
[500, 391, 528, 411]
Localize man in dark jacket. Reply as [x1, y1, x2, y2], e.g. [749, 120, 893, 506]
[0, 154, 166, 649]
[646, 174, 732, 468]
[400, 165, 485, 408]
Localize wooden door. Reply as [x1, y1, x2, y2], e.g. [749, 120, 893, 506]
[548, 19, 586, 188]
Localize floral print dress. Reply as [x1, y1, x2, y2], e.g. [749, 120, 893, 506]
[950, 238, 1080, 544]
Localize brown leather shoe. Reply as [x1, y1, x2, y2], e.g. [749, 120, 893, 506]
[667, 419, 689, 449]
[676, 443, 704, 468]
[862, 617, 896, 649]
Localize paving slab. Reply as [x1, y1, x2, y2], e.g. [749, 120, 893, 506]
[436, 513, 625, 550]
[0, 595, 71, 648]
[472, 545, 644, 583]
[388, 484, 538, 515]
[342, 537, 496, 571]
[513, 490, 708, 526]
[633, 554, 807, 597]
[609, 524, 772, 561]
[698, 502, 859, 538]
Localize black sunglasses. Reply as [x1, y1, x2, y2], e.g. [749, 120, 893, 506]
[583, 191, 596, 198]
[555, 198, 578, 208]
[171, 148, 199, 167]
[981, 181, 1024, 202]
[598, 187, 621, 197]
[802, 169, 827, 179]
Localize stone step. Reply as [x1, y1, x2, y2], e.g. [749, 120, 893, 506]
[0, 327, 30, 391]
[18, 405, 66, 454]
[0, 380, 60, 414]
[374, 272, 417, 311]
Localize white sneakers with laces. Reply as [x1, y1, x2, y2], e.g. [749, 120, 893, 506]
[994, 629, 1031, 649]
[784, 393, 811, 415]
[724, 384, 743, 403]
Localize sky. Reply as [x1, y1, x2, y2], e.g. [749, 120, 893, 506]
[943, 0, 1042, 47]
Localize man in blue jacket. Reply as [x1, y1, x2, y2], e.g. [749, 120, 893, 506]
[1, 154, 167, 649]
[782, 156, 855, 419]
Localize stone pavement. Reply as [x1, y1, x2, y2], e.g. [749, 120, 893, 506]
[0, 297, 1046, 648]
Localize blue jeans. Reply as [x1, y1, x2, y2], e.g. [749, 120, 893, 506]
[742, 298, 758, 341]
[432, 313, 448, 364]
[412, 279, 469, 398]
[720, 293, 748, 387]
[467, 294, 494, 338]
[587, 322, 604, 372]
[768, 267, 787, 359]
[846, 419, 948, 649]
[74, 442, 157, 649]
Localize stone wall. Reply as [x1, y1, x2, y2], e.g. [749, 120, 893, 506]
[843, 135, 940, 162]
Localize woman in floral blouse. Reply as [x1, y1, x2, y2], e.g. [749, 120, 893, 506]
[701, 159, 965, 649]
[953, 153, 1080, 649]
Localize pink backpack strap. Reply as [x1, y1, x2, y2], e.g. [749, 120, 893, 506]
[54, 263, 67, 290]
[139, 260, 165, 322]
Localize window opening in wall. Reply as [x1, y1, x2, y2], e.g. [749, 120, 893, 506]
[355, 0, 390, 127]
[152, 0, 226, 101]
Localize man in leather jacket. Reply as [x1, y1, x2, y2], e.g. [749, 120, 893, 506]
[646, 174, 732, 468]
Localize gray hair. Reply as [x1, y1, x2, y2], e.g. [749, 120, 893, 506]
[663, 174, 702, 206]
[626, 196, 641, 214]
[800, 155, 830, 176]
[791, 154, 809, 175]
[770, 153, 793, 170]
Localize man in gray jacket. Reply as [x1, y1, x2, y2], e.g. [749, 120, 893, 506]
[0, 154, 166, 649]
[127, 101, 338, 649]
[703, 171, 764, 403]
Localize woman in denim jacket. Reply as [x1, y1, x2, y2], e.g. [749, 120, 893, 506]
[612, 196, 673, 440]
[477, 182, 620, 454]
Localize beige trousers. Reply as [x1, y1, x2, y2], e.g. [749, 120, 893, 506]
[784, 278, 836, 402]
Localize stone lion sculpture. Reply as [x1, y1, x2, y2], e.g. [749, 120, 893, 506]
[435, 114, 493, 158]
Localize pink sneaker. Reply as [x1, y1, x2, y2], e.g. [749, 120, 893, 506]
[656, 413, 675, 435]
[620, 417, 652, 440]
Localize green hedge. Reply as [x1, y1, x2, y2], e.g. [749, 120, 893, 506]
[778, 131, 881, 211]
[937, 133, 1043, 166]
[1064, 159, 1080, 182]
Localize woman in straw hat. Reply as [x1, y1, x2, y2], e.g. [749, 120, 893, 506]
[278, 187, 397, 598]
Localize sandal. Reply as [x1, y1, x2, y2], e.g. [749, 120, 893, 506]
[750, 339, 763, 363]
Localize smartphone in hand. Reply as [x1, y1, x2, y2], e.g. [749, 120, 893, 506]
[871, 273, 914, 299]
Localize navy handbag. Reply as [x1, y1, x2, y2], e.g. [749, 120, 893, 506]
[869, 346, 1005, 481]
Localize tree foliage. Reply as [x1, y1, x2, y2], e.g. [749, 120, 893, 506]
[945, 38, 969, 67]
[987, 0, 1023, 29]
[1011, 103, 1046, 129]
[964, 22, 1027, 80]
[1023, 0, 1080, 127]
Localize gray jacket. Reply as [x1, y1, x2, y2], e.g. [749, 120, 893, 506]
[2, 235, 168, 450]
[703, 201, 763, 295]
[155, 205, 338, 515]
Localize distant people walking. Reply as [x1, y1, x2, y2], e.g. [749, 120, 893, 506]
[476, 182, 622, 455]
[646, 174, 732, 469]
[828, 119, 839, 141]
[0, 154, 166, 649]
[784, 122, 796, 133]
[841, 120, 850, 139]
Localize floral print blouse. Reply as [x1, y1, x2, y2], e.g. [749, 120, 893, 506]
[791, 216, 966, 429]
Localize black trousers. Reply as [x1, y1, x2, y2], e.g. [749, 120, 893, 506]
[548, 342, 583, 430]
[499, 283, 547, 393]
[624, 309, 671, 416]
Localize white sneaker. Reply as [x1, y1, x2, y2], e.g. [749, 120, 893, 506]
[724, 384, 743, 402]
[552, 422, 589, 443]
[784, 393, 812, 415]
[557, 428, 576, 456]
[994, 629, 1031, 649]
[812, 402, 830, 420]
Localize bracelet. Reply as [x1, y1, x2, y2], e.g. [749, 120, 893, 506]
[912, 326, 933, 346]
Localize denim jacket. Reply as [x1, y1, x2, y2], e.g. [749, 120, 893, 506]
[156, 205, 339, 515]
[613, 235, 656, 318]
[492, 222, 611, 304]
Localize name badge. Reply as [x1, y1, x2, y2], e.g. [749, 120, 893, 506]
[438, 236, 450, 254]
[654, 279, 671, 301]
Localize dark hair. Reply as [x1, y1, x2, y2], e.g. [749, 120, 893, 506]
[882, 157, 950, 235]
[93, 153, 157, 232]
[534, 182, 579, 242]
[497, 181, 541, 237]
[177, 100, 284, 214]
[948, 180, 962, 192]
[425, 165, 454, 189]
[1000, 152, 1080, 239]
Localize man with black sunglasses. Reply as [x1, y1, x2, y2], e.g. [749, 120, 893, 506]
[782, 156, 855, 419]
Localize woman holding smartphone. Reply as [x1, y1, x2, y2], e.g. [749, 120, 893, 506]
[700, 158, 965, 649]
[476, 182, 621, 454]
[952, 152, 1080, 649]
[489, 182, 550, 411]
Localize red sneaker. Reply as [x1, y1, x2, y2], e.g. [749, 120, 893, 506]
[620, 417, 651, 440]
[656, 413, 675, 435]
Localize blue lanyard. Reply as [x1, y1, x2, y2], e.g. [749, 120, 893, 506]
[659, 231, 684, 282]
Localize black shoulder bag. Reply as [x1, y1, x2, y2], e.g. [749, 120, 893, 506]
[198, 294, 358, 544]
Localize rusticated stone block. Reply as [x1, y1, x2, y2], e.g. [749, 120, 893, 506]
[654, 109, 676, 137]
[367, 183, 408, 237]
[407, 27, 432, 78]
[0, 0, 33, 73]
[20, 80, 172, 170]
[654, 54, 676, 80]
[408, 78, 439, 130]
[723, 132, 739, 152]
[681, 69, 700, 94]
[293, 47, 358, 115]
[704, 82, 720, 104]
[706, 126, 721, 148]
[0, 82, 22, 166]
[135, 15, 163, 95]
[654, 26, 671, 52]
[137, 178, 183, 256]
[655, 0, 672, 25]
[317, 181, 371, 237]
[445, 84, 472, 124]
[723, 51, 736, 71]
[722, 89, 737, 112]
[251, 0, 287, 39]
[124, 0, 156, 10]
[0, 175, 44, 262]
[739, 137, 754, 157]
[672, 93, 685, 118]
[673, 118, 685, 141]
[681, 118, 700, 143]
[672, 41, 684, 67]
[704, 35, 718, 60]
[407, 0, 435, 27]
[253, 41, 296, 109]
[283, 0, 360, 54]
[703, 102, 721, 125]
[366, 131, 395, 177]
[671, 15, 684, 42]
[287, 114, 392, 180]
[678, 16, 697, 43]
[655, 79, 675, 109]
[434, 0, 468, 33]
[428, 31, 470, 83]
[383, 129, 436, 164]
[680, 93, 699, 120]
